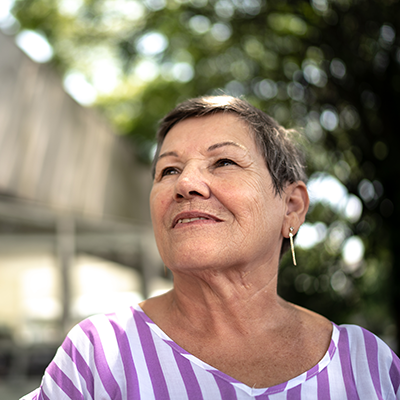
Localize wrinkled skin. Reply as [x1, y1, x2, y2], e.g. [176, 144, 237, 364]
[151, 113, 304, 278]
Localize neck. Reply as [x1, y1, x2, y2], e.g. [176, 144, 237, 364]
[146, 261, 291, 336]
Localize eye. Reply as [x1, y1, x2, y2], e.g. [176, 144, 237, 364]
[161, 167, 179, 177]
[214, 158, 238, 168]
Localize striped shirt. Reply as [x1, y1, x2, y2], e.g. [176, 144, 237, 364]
[21, 304, 400, 400]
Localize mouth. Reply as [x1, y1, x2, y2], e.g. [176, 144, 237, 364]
[172, 212, 222, 228]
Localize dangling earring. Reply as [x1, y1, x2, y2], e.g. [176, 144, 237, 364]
[289, 227, 297, 266]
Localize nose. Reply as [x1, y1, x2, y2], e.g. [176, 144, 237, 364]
[174, 165, 211, 201]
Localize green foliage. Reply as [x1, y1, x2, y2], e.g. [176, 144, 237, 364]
[11, 0, 400, 348]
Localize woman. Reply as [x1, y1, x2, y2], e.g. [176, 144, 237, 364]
[23, 96, 400, 399]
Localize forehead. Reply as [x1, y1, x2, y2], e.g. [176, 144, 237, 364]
[160, 113, 258, 152]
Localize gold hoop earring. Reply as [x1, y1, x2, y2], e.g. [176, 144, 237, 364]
[289, 227, 297, 266]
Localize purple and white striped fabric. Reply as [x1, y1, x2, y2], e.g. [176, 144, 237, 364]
[21, 304, 400, 400]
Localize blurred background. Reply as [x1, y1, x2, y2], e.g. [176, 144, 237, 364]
[0, 0, 400, 397]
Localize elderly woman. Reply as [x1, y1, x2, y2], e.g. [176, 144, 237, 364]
[23, 96, 400, 400]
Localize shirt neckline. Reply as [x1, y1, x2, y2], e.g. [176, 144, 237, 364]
[134, 304, 339, 396]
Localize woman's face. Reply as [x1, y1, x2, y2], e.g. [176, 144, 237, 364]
[150, 113, 289, 273]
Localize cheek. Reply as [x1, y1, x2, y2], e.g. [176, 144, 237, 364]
[150, 194, 168, 256]
[228, 181, 283, 231]
[149, 190, 165, 227]
[222, 178, 271, 214]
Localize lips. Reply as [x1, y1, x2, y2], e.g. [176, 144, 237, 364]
[172, 212, 222, 228]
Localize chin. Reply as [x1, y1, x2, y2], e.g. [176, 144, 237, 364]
[162, 246, 223, 272]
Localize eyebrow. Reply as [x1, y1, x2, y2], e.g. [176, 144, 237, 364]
[207, 141, 247, 152]
[157, 141, 247, 161]
[158, 151, 179, 160]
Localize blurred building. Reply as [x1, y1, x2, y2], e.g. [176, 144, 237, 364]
[0, 29, 169, 379]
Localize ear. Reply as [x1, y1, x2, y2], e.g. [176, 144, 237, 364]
[281, 181, 309, 238]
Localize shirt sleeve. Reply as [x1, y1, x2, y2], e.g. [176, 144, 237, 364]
[341, 324, 400, 400]
[19, 317, 106, 400]
[389, 348, 400, 399]
[20, 387, 41, 400]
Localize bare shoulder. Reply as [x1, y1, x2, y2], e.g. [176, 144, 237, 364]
[281, 300, 333, 358]
[279, 296, 331, 326]
[294, 303, 333, 336]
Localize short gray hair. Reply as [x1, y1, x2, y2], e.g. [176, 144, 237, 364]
[152, 95, 307, 257]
